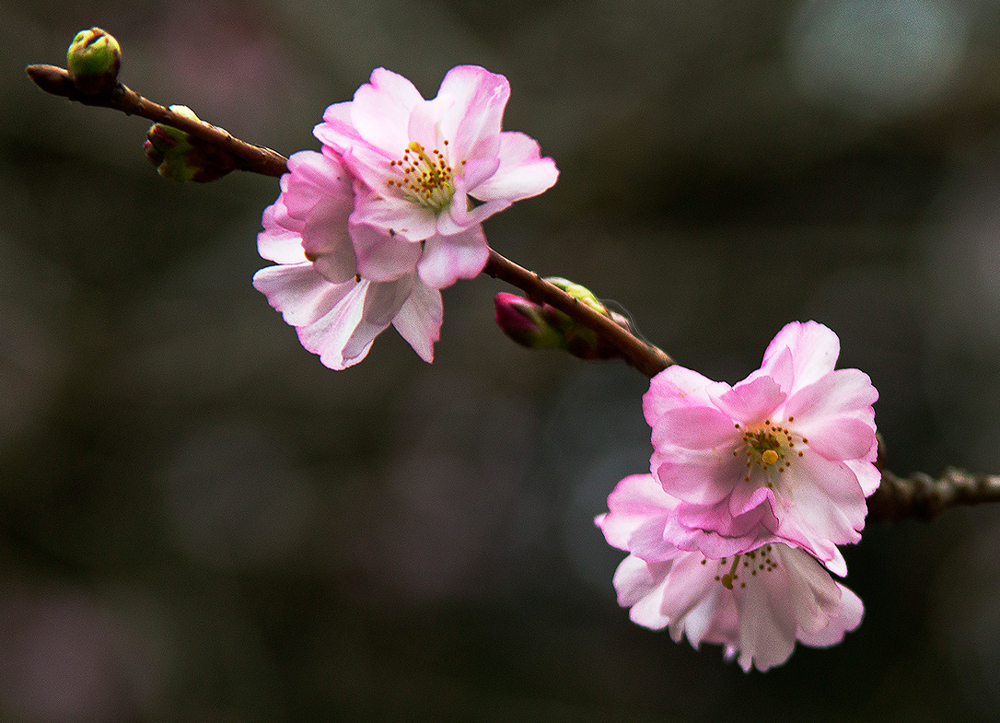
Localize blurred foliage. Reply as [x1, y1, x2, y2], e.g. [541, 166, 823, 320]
[3, 0, 1000, 721]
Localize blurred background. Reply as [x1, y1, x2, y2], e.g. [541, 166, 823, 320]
[3, 0, 1000, 720]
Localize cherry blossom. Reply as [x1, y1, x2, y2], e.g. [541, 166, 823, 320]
[313, 65, 558, 289]
[253, 150, 442, 369]
[643, 321, 879, 574]
[596, 474, 864, 672]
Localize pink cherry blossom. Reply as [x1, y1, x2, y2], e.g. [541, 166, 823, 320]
[313, 65, 558, 289]
[643, 321, 879, 574]
[596, 474, 863, 673]
[253, 150, 442, 369]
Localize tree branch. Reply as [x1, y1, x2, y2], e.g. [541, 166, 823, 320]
[29, 54, 1000, 524]
[483, 249, 675, 377]
[26, 64, 288, 178]
[868, 468, 1000, 522]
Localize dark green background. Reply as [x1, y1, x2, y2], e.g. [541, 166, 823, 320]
[3, 1, 1000, 720]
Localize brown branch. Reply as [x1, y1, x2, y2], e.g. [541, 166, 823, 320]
[26, 64, 289, 178]
[868, 468, 1000, 522]
[483, 248, 674, 377]
[26, 63, 674, 376]
[30, 54, 1000, 522]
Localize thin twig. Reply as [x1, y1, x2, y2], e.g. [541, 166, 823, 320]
[26, 64, 289, 177]
[868, 468, 1000, 522]
[483, 249, 674, 377]
[29, 58, 1000, 523]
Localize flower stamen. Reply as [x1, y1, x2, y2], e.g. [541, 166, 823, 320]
[739, 419, 808, 482]
[387, 140, 459, 211]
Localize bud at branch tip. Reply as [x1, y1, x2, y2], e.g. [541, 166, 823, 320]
[66, 27, 121, 95]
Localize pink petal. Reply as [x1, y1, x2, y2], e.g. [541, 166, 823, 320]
[644, 366, 720, 425]
[708, 375, 786, 424]
[301, 198, 356, 284]
[336, 140, 401, 196]
[469, 131, 559, 203]
[435, 65, 509, 163]
[762, 321, 840, 393]
[346, 171, 439, 242]
[846, 458, 882, 497]
[252, 263, 354, 327]
[793, 416, 876, 463]
[315, 102, 366, 153]
[752, 346, 794, 395]
[598, 473, 678, 551]
[438, 161, 503, 235]
[660, 552, 727, 640]
[258, 205, 307, 264]
[283, 151, 352, 220]
[664, 504, 780, 559]
[350, 67, 423, 153]
[613, 557, 673, 628]
[650, 406, 740, 450]
[416, 226, 489, 289]
[778, 544, 844, 633]
[359, 276, 414, 328]
[771, 452, 867, 556]
[652, 448, 743, 506]
[460, 155, 504, 193]
[326, 278, 415, 365]
[405, 93, 454, 152]
[270, 195, 304, 234]
[736, 568, 800, 672]
[392, 278, 443, 363]
[727, 483, 774, 519]
[296, 280, 372, 370]
[350, 224, 421, 282]
[797, 585, 863, 647]
[784, 368, 878, 427]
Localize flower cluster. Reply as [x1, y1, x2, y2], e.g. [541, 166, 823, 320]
[254, 66, 558, 369]
[596, 321, 879, 671]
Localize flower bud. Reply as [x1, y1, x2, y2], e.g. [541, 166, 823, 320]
[66, 28, 121, 95]
[542, 277, 632, 361]
[144, 106, 237, 182]
[544, 277, 608, 315]
[495, 282, 634, 362]
[494, 293, 566, 350]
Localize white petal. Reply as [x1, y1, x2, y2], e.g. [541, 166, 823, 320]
[392, 278, 443, 362]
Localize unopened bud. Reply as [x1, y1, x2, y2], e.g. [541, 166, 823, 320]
[494, 293, 566, 350]
[495, 282, 634, 362]
[144, 106, 237, 182]
[66, 28, 121, 95]
[542, 277, 632, 361]
[545, 277, 607, 315]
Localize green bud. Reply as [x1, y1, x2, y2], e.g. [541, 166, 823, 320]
[543, 277, 632, 361]
[544, 277, 608, 315]
[144, 106, 237, 182]
[66, 28, 121, 95]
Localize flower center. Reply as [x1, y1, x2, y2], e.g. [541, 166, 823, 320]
[387, 140, 462, 212]
[704, 545, 780, 590]
[732, 418, 808, 486]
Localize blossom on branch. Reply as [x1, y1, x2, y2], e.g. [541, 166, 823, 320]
[596, 474, 864, 672]
[255, 66, 557, 368]
[642, 321, 879, 574]
[313, 65, 559, 289]
[253, 150, 442, 369]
